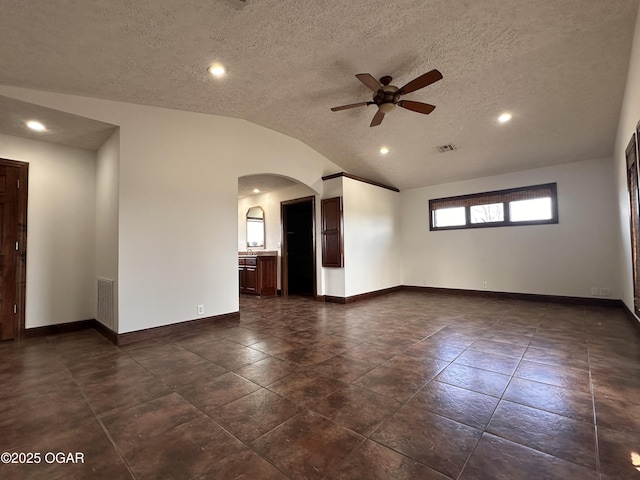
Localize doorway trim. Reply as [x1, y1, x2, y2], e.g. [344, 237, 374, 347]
[280, 195, 316, 297]
[0, 158, 28, 340]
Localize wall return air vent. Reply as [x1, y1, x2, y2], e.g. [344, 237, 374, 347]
[436, 144, 456, 153]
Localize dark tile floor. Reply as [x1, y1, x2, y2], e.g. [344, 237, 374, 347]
[2, 291, 640, 479]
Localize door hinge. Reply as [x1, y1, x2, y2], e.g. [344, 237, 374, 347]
[13, 305, 17, 314]
[15, 241, 19, 251]
[16, 179, 20, 189]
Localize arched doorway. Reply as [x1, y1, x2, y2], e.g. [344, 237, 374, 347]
[238, 174, 317, 298]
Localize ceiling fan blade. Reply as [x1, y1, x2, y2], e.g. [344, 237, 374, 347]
[398, 100, 436, 115]
[330, 102, 370, 112]
[397, 69, 443, 95]
[370, 110, 385, 127]
[356, 73, 382, 92]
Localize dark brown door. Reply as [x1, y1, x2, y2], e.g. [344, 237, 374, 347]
[258, 256, 277, 297]
[0, 164, 21, 340]
[281, 196, 316, 297]
[627, 133, 640, 316]
[321, 197, 343, 268]
[244, 266, 257, 293]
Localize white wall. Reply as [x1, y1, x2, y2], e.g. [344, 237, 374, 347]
[0, 86, 341, 334]
[0, 133, 96, 328]
[238, 182, 318, 289]
[343, 177, 401, 297]
[401, 157, 620, 299]
[615, 6, 640, 314]
[318, 176, 403, 299]
[321, 176, 345, 297]
[95, 129, 120, 331]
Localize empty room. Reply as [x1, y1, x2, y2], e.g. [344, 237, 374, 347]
[1, 1, 640, 479]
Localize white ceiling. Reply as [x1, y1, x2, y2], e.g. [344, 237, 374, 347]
[0, 0, 638, 189]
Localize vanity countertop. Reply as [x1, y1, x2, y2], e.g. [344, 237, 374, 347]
[238, 251, 277, 257]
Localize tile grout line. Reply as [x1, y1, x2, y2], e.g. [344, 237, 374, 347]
[586, 341, 603, 480]
[51, 337, 139, 480]
[125, 345, 296, 479]
[454, 316, 534, 479]
[485, 313, 601, 475]
[190, 330, 417, 480]
[112, 345, 271, 476]
[324, 322, 460, 478]
[33, 321, 391, 479]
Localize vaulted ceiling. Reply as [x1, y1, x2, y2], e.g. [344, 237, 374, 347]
[1, 0, 638, 189]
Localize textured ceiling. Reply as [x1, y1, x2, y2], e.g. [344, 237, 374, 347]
[0, 0, 638, 188]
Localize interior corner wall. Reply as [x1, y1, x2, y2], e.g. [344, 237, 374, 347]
[96, 128, 120, 331]
[401, 157, 620, 299]
[614, 3, 640, 314]
[342, 177, 402, 297]
[0, 133, 96, 328]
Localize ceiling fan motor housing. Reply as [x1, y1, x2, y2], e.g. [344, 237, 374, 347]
[375, 84, 399, 112]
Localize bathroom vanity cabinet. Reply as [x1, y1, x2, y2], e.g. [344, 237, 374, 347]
[239, 254, 277, 296]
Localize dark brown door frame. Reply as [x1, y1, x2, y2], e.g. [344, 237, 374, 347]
[0, 158, 28, 340]
[280, 196, 316, 297]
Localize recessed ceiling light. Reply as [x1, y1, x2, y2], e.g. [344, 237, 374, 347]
[380, 147, 389, 155]
[26, 120, 46, 131]
[208, 64, 226, 77]
[498, 113, 512, 123]
[253, 188, 260, 194]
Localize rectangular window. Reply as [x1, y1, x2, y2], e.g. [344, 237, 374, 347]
[509, 197, 552, 222]
[434, 206, 466, 227]
[429, 183, 558, 231]
[470, 203, 504, 224]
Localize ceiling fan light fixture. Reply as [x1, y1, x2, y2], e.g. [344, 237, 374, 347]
[225, 0, 249, 9]
[379, 103, 396, 114]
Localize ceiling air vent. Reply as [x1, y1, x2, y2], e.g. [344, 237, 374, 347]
[225, 0, 249, 9]
[436, 144, 456, 153]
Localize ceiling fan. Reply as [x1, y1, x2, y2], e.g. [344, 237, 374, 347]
[331, 69, 443, 127]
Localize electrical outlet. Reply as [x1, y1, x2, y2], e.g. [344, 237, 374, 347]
[482, 281, 487, 289]
[590, 287, 598, 296]
[197, 305, 205, 315]
[599, 288, 610, 297]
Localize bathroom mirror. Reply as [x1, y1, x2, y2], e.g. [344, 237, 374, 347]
[246, 206, 265, 248]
